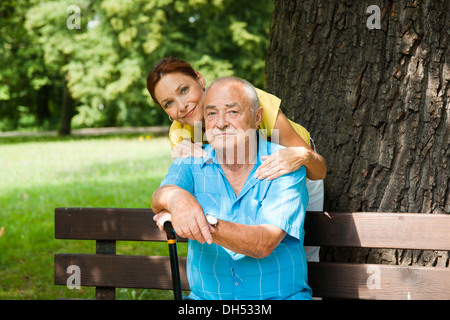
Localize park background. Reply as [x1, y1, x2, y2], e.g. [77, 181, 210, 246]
[1, 0, 449, 300]
[1, 0, 273, 299]
[1, 0, 272, 134]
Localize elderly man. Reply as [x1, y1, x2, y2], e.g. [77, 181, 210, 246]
[151, 76, 312, 300]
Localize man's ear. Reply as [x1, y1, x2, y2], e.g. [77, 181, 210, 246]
[254, 107, 264, 127]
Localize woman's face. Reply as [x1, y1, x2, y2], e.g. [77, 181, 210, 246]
[154, 72, 205, 127]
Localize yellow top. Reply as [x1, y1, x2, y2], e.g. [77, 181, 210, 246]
[168, 88, 310, 149]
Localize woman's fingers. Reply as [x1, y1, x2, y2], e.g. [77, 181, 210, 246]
[171, 140, 206, 160]
[256, 148, 306, 180]
[193, 142, 207, 158]
[257, 166, 283, 180]
[255, 154, 279, 179]
[256, 166, 275, 179]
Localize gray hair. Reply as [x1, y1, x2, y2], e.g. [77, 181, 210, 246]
[206, 76, 260, 115]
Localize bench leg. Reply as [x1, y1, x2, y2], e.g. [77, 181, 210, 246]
[96, 287, 116, 300]
[96, 240, 116, 300]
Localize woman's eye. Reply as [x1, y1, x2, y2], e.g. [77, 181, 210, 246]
[165, 101, 173, 108]
[181, 86, 189, 94]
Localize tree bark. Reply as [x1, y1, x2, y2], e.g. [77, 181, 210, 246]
[265, 0, 449, 266]
[36, 85, 51, 125]
[58, 78, 74, 136]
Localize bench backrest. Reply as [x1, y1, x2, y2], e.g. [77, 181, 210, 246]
[54, 208, 450, 300]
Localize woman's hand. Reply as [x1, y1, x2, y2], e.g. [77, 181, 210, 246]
[255, 147, 311, 180]
[171, 139, 206, 160]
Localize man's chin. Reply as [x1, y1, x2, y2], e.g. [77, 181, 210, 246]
[210, 136, 239, 150]
[210, 142, 236, 152]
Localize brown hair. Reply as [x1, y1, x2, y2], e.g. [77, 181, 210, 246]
[147, 57, 198, 105]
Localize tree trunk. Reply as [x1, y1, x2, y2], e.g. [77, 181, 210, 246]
[58, 79, 74, 136]
[36, 85, 50, 125]
[265, 0, 449, 266]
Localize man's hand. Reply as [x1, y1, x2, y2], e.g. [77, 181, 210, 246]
[152, 185, 214, 244]
[153, 210, 172, 232]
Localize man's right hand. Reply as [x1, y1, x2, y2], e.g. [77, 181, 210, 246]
[152, 185, 214, 244]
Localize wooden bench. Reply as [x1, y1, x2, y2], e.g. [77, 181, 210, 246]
[54, 207, 450, 300]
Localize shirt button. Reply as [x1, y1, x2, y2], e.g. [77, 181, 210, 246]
[235, 282, 239, 286]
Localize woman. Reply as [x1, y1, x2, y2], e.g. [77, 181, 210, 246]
[147, 57, 326, 181]
[147, 58, 326, 262]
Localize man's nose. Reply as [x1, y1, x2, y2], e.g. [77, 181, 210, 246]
[216, 113, 229, 129]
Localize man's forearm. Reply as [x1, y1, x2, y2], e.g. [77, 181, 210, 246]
[151, 184, 184, 213]
[212, 220, 286, 259]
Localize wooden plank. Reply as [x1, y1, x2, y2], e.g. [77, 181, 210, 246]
[54, 207, 187, 242]
[304, 211, 450, 251]
[55, 252, 450, 300]
[307, 262, 450, 300]
[56, 208, 450, 250]
[54, 253, 189, 291]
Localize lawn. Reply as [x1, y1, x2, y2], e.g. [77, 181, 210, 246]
[0, 133, 187, 299]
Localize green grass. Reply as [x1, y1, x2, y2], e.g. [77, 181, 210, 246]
[0, 133, 187, 299]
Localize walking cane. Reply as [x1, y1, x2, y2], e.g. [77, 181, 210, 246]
[164, 221, 183, 300]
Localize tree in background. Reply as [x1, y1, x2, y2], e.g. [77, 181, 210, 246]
[266, 0, 449, 266]
[1, 0, 274, 134]
[0, 0, 52, 131]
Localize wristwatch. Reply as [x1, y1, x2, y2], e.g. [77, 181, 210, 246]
[206, 214, 218, 228]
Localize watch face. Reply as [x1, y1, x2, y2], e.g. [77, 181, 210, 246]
[206, 215, 217, 225]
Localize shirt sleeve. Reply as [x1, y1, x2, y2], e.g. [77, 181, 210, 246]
[257, 166, 309, 241]
[159, 158, 195, 194]
[256, 88, 281, 139]
[256, 88, 311, 146]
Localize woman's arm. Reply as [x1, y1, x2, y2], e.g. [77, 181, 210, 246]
[256, 110, 327, 180]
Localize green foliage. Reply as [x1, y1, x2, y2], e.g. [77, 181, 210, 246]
[0, 0, 47, 130]
[1, 0, 274, 131]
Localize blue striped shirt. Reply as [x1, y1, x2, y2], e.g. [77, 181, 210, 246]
[160, 137, 312, 300]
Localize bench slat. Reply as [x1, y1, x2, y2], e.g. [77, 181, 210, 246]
[56, 208, 450, 251]
[308, 262, 450, 300]
[54, 207, 186, 242]
[304, 211, 450, 250]
[55, 253, 450, 300]
[54, 253, 189, 291]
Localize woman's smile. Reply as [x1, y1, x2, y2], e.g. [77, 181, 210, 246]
[183, 105, 197, 119]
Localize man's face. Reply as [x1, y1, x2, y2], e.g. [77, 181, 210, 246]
[203, 82, 262, 154]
